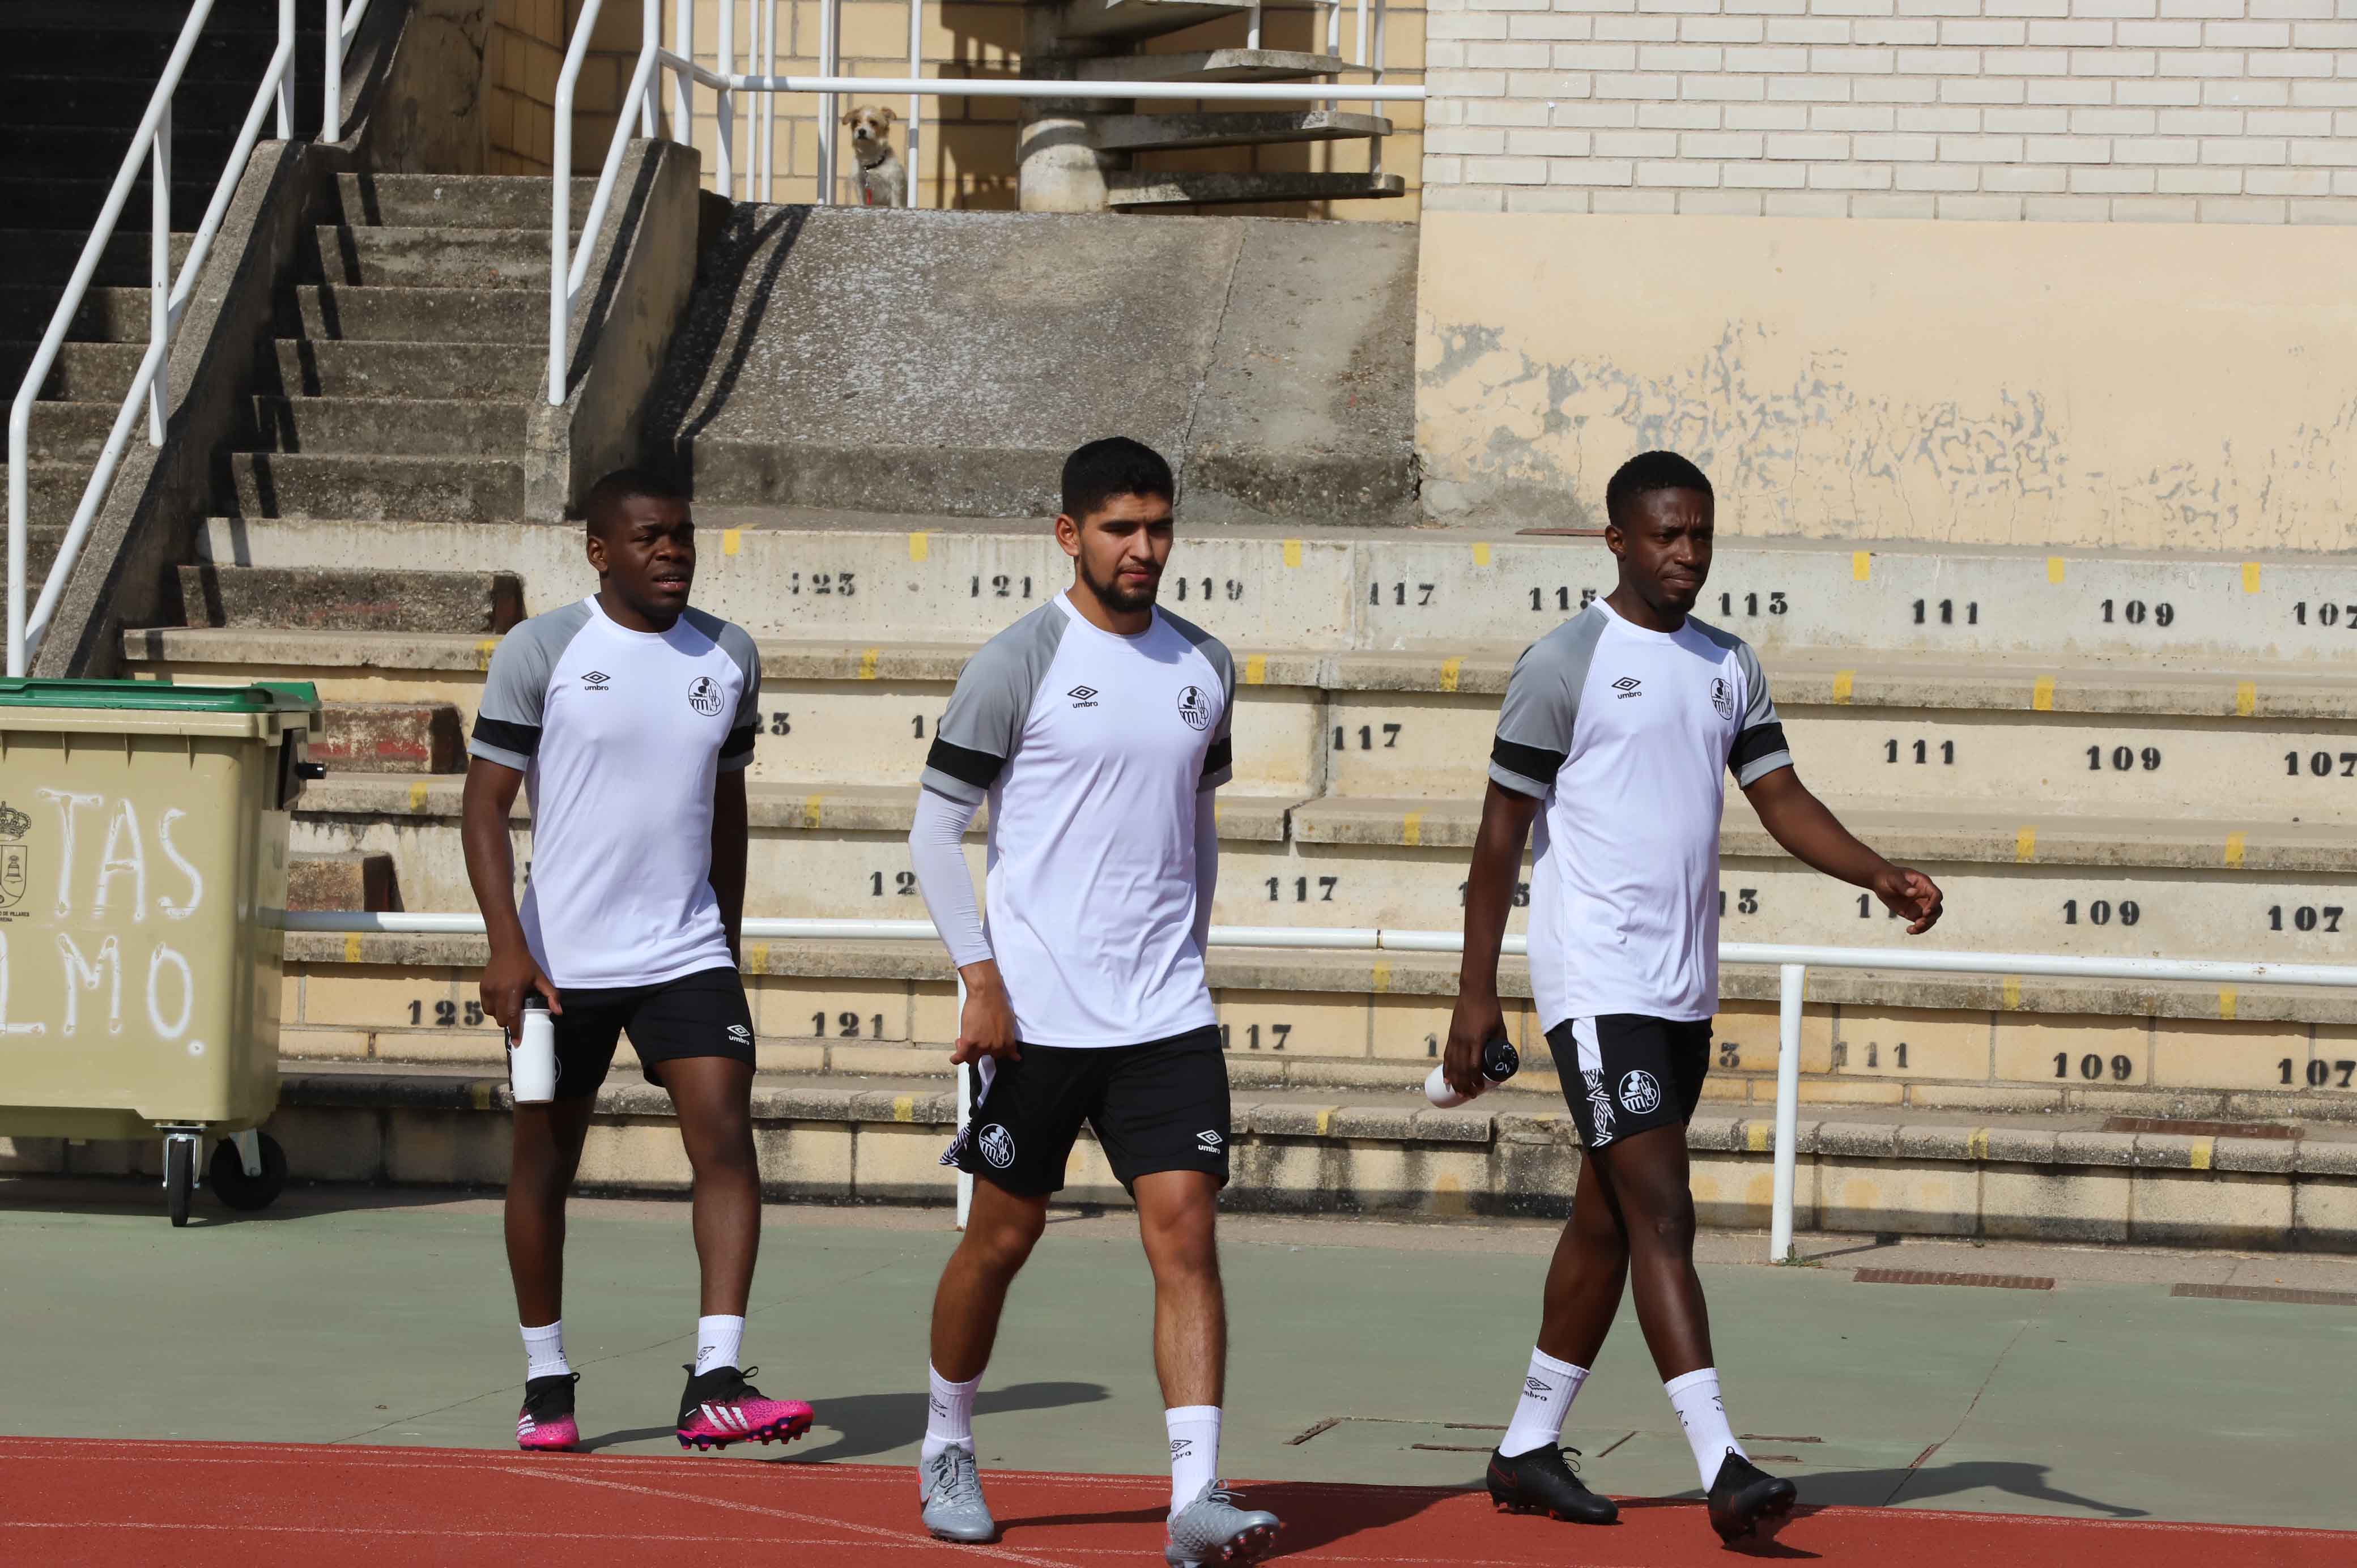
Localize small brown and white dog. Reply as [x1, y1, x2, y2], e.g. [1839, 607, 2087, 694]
[842, 105, 908, 208]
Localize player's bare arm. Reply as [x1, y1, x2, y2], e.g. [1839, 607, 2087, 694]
[952, 960, 1022, 1067]
[1740, 765, 1943, 935]
[461, 755, 559, 1034]
[1444, 782, 1541, 1098]
[710, 768, 749, 964]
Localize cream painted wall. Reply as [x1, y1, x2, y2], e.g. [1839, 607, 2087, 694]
[1416, 210, 2357, 550]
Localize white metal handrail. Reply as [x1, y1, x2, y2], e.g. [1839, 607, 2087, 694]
[278, 910, 2357, 1252]
[6, 0, 299, 678]
[323, 0, 372, 140]
[549, 0, 1425, 404]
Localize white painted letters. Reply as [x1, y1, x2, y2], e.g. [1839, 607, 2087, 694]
[94, 798, 147, 923]
[146, 944, 194, 1041]
[54, 933, 124, 1037]
[0, 933, 50, 1037]
[36, 788, 100, 919]
[156, 808, 204, 919]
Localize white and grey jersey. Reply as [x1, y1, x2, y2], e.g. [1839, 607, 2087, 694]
[919, 592, 1234, 1048]
[1488, 599, 1793, 1026]
[469, 596, 761, 990]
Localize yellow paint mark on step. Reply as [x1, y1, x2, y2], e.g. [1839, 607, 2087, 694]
[2047, 556, 2066, 584]
[2014, 826, 2037, 862]
[472, 1081, 496, 1111]
[802, 794, 825, 830]
[344, 934, 362, 964]
[2219, 987, 2239, 1021]
[2032, 676, 2055, 711]
[1852, 551, 1871, 582]
[891, 1094, 915, 1123]
[1746, 1123, 1770, 1153]
[746, 942, 768, 974]
[857, 647, 880, 680]
[722, 529, 741, 557]
[1473, 542, 1492, 567]
[1440, 657, 1462, 693]
[1831, 670, 1854, 705]
[2188, 1138, 2214, 1171]
[475, 638, 500, 670]
[2236, 681, 2257, 718]
[2241, 561, 2261, 594]
[1371, 961, 1392, 994]
[2002, 977, 2021, 1011]
[2224, 831, 2246, 868]
[908, 532, 930, 563]
[1244, 654, 1266, 685]
[1282, 540, 1303, 569]
[1402, 811, 1423, 847]
[1316, 1107, 1338, 1137]
[409, 781, 430, 813]
[1968, 1128, 1990, 1161]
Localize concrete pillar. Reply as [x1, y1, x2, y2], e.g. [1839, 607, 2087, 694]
[1018, 107, 1117, 213]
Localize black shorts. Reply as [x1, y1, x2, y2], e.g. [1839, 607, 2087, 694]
[1546, 1014, 1712, 1152]
[542, 966, 755, 1098]
[941, 1026, 1230, 1197]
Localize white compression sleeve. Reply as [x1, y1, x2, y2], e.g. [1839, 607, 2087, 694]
[1193, 790, 1219, 955]
[909, 786, 991, 969]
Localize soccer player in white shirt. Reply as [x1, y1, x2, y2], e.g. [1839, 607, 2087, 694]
[462, 469, 812, 1457]
[904, 440, 1280, 1566]
[1445, 451, 1945, 1546]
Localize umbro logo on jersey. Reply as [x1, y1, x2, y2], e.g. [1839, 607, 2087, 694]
[1176, 684, 1212, 731]
[1068, 685, 1100, 708]
[687, 675, 725, 716]
[1611, 676, 1643, 699]
[581, 670, 611, 689]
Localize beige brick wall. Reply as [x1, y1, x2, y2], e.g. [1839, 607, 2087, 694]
[1422, 0, 2357, 221]
[485, 1, 1424, 216]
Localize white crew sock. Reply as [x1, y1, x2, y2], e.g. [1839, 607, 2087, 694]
[521, 1320, 569, 1382]
[1497, 1347, 1589, 1458]
[920, 1365, 981, 1474]
[694, 1315, 745, 1377]
[1664, 1367, 1747, 1490]
[1166, 1405, 1222, 1514]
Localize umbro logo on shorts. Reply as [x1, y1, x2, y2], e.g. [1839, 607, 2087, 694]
[727, 1024, 751, 1043]
[581, 670, 611, 689]
[1068, 685, 1100, 708]
[1196, 1129, 1224, 1154]
[1618, 1070, 1663, 1115]
[978, 1124, 1016, 1170]
[1612, 676, 1643, 699]
[687, 675, 724, 716]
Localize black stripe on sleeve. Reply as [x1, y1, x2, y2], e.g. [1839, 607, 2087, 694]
[471, 716, 542, 759]
[925, 737, 1006, 791]
[1729, 722, 1789, 774]
[721, 723, 758, 762]
[1491, 736, 1567, 787]
[1199, 736, 1233, 782]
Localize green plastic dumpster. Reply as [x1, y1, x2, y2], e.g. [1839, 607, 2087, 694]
[0, 679, 322, 1225]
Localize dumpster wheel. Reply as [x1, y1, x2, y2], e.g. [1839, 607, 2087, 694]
[210, 1132, 288, 1212]
[164, 1134, 197, 1228]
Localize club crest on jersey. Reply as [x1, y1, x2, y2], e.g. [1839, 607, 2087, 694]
[1618, 1070, 1663, 1115]
[687, 675, 724, 715]
[977, 1124, 1016, 1169]
[1176, 685, 1212, 731]
[1711, 677, 1734, 720]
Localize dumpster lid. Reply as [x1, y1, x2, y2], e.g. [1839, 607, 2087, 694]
[0, 678, 321, 713]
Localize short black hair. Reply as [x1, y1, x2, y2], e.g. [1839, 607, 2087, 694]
[1061, 437, 1174, 523]
[582, 467, 687, 535]
[1604, 450, 1712, 530]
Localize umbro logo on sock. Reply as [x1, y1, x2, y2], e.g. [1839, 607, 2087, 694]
[1068, 685, 1100, 708]
[1171, 1438, 1194, 1459]
[1524, 1376, 1553, 1397]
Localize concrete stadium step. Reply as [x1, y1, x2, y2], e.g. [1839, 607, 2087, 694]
[1052, 0, 1254, 42]
[0, 340, 144, 400]
[306, 227, 549, 290]
[308, 706, 467, 776]
[248, 396, 532, 457]
[331, 173, 598, 231]
[163, 516, 2357, 668]
[176, 565, 523, 634]
[1096, 110, 1393, 153]
[0, 73, 278, 129]
[0, 23, 313, 79]
[0, 176, 224, 231]
[242, 1056, 2357, 1243]
[1108, 171, 1408, 207]
[1073, 49, 1352, 84]
[276, 928, 2357, 1125]
[287, 849, 398, 911]
[262, 339, 543, 399]
[0, 228, 197, 289]
[0, 461, 94, 529]
[20, 400, 133, 463]
[277, 284, 546, 345]
[24, 525, 65, 584]
[0, 289, 150, 344]
[227, 453, 525, 522]
[0, 128, 239, 190]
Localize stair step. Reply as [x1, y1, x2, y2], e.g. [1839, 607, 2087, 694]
[0, 24, 317, 79]
[0, 177, 225, 234]
[0, 461, 97, 528]
[22, 400, 134, 462]
[228, 453, 525, 522]
[0, 287, 152, 343]
[0, 229, 197, 289]
[279, 284, 548, 344]
[1051, 0, 1252, 44]
[1073, 49, 1352, 84]
[249, 396, 533, 457]
[1107, 170, 1408, 207]
[334, 173, 601, 231]
[24, 524, 66, 584]
[1096, 109, 1392, 152]
[0, 125, 241, 182]
[264, 339, 544, 400]
[309, 226, 551, 289]
[178, 564, 525, 634]
[0, 73, 293, 130]
[0, 340, 146, 403]
[309, 705, 469, 776]
[287, 850, 399, 911]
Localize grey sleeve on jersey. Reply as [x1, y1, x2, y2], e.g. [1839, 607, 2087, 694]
[1164, 611, 1236, 792]
[690, 613, 764, 774]
[1688, 625, 1794, 787]
[468, 602, 592, 772]
[921, 605, 1067, 806]
[1488, 612, 1606, 799]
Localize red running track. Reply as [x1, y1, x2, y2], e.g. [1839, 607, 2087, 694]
[0, 1436, 2346, 1567]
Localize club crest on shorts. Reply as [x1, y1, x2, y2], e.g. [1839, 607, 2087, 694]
[1176, 685, 1212, 731]
[1618, 1070, 1663, 1115]
[687, 675, 725, 716]
[977, 1123, 1016, 1169]
[1711, 677, 1734, 721]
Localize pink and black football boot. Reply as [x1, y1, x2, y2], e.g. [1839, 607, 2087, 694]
[675, 1364, 814, 1452]
[517, 1373, 580, 1452]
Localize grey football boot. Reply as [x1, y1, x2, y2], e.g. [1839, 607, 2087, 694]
[1164, 1479, 1282, 1566]
[920, 1444, 998, 1543]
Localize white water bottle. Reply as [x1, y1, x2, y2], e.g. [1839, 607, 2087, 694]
[510, 994, 557, 1105]
[1425, 1036, 1521, 1108]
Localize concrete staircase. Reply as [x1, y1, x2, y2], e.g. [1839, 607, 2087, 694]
[1, 1, 322, 582]
[1032, 0, 1403, 208]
